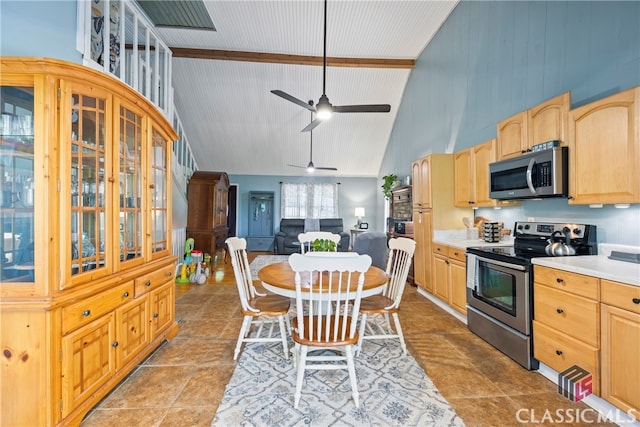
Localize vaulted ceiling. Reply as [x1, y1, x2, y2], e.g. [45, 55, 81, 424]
[144, 0, 458, 177]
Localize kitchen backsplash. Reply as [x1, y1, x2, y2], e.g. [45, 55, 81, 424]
[475, 199, 640, 246]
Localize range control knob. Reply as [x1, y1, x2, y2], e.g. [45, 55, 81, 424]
[573, 228, 582, 235]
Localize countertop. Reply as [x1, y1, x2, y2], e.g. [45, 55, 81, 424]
[432, 229, 514, 250]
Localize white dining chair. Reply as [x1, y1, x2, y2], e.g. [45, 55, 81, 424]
[288, 252, 372, 408]
[226, 237, 290, 361]
[297, 231, 341, 254]
[356, 237, 416, 356]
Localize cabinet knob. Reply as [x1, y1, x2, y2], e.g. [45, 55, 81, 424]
[445, 260, 449, 265]
[112, 341, 119, 348]
[556, 278, 563, 283]
[82, 310, 91, 317]
[145, 280, 151, 287]
[122, 291, 130, 298]
[153, 313, 159, 318]
[149, 183, 156, 189]
[633, 298, 640, 305]
[556, 308, 564, 314]
[555, 350, 563, 356]
[166, 271, 172, 277]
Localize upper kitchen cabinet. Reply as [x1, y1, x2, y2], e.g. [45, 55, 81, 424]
[411, 156, 431, 208]
[497, 92, 570, 160]
[0, 58, 178, 426]
[568, 86, 639, 205]
[454, 139, 496, 208]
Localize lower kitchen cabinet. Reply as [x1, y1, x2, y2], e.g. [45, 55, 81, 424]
[432, 244, 450, 302]
[600, 279, 640, 414]
[431, 243, 467, 314]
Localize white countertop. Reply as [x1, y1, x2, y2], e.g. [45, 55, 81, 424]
[432, 229, 514, 250]
[532, 243, 640, 287]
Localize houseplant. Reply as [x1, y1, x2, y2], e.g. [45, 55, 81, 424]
[311, 238, 337, 252]
[381, 174, 398, 200]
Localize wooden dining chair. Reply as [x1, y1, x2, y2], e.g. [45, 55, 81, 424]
[356, 237, 416, 356]
[288, 252, 372, 408]
[225, 237, 290, 361]
[297, 231, 341, 254]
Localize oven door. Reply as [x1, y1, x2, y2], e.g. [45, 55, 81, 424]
[466, 254, 531, 335]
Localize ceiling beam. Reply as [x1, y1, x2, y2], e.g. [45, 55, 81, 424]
[170, 47, 415, 69]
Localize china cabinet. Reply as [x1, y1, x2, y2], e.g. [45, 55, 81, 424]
[0, 58, 178, 426]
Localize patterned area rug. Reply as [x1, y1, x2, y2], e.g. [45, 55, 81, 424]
[212, 338, 464, 426]
[250, 255, 290, 280]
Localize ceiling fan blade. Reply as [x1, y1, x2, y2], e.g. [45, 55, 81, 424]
[333, 104, 391, 113]
[315, 166, 338, 171]
[287, 164, 307, 169]
[271, 90, 316, 112]
[301, 118, 322, 132]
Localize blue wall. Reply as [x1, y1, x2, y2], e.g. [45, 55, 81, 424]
[380, 0, 640, 246]
[229, 175, 379, 238]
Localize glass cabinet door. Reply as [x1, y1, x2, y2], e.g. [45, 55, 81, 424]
[118, 106, 143, 265]
[150, 127, 168, 256]
[70, 90, 107, 278]
[0, 86, 35, 283]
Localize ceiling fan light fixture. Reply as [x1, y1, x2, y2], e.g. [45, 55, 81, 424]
[306, 163, 315, 173]
[316, 95, 333, 120]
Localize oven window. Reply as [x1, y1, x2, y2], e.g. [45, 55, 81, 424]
[474, 261, 516, 316]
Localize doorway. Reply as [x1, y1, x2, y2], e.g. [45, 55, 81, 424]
[227, 184, 238, 237]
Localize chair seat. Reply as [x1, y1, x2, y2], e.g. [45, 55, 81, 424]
[246, 295, 291, 316]
[359, 294, 397, 314]
[292, 316, 359, 347]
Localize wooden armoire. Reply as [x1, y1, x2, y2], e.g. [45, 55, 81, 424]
[186, 171, 230, 255]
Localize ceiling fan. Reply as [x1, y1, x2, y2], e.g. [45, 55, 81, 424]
[288, 102, 338, 173]
[271, 0, 391, 132]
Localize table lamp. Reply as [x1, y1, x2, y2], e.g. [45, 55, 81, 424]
[355, 207, 365, 228]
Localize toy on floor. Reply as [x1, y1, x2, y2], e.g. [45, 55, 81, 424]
[175, 238, 195, 284]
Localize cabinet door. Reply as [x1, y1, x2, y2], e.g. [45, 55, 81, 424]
[473, 139, 497, 207]
[115, 295, 149, 369]
[568, 87, 639, 204]
[117, 102, 144, 268]
[497, 111, 527, 160]
[527, 92, 570, 148]
[432, 253, 449, 301]
[149, 127, 171, 257]
[601, 304, 640, 414]
[453, 148, 473, 207]
[62, 81, 112, 288]
[0, 84, 36, 286]
[411, 161, 421, 208]
[61, 313, 115, 418]
[412, 209, 432, 292]
[412, 157, 432, 208]
[449, 259, 467, 314]
[149, 282, 174, 339]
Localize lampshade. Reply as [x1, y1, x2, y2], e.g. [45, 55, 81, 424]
[354, 207, 365, 218]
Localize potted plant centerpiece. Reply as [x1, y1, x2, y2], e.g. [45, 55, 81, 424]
[311, 238, 337, 252]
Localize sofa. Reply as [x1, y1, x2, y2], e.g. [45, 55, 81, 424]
[275, 218, 350, 254]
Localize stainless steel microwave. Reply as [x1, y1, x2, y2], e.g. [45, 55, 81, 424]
[489, 146, 568, 200]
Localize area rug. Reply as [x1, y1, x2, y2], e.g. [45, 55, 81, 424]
[250, 255, 290, 280]
[212, 338, 464, 427]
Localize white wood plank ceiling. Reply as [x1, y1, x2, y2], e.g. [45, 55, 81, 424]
[150, 0, 458, 177]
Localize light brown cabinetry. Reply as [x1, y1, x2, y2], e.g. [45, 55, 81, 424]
[187, 171, 230, 255]
[600, 279, 640, 414]
[497, 92, 570, 160]
[411, 154, 471, 293]
[568, 86, 639, 204]
[431, 244, 467, 314]
[533, 265, 600, 395]
[454, 139, 499, 207]
[0, 58, 178, 426]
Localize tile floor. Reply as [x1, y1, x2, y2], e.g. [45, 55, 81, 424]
[80, 252, 613, 427]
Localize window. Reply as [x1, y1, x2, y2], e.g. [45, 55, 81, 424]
[281, 183, 338, 218]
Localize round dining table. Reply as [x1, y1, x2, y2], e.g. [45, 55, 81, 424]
[257, 261, 388, 298]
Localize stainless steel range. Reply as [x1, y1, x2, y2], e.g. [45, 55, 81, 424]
[465, 221, 598, 370]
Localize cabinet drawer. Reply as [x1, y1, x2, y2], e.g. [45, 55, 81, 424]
[432, 243, 447, 255]
[601, 279, 640, 314]
[447, 246, 466, 263]
[63, 282, 134, 335]
[534, 284, 600, 347]
[134, 265, 174, 297]
[533, 320, 600, 396]
[534, 265, 599, 300]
